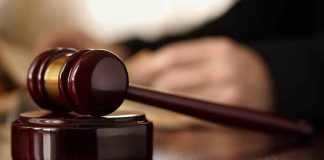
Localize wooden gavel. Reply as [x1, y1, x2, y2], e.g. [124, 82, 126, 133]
[27, 48, 313, 136]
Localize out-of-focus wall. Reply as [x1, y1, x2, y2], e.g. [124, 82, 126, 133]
[0, 0, 81, 47]
[78, 0, 237, 42]
[0, 0, 237, 47]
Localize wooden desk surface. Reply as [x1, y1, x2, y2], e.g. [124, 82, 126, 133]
[0, 93, 322, 160]
[154, 126, 324, 160]
[1, 122, 324, 160]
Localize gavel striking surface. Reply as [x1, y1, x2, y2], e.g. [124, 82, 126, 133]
[11, 110, 153, 160]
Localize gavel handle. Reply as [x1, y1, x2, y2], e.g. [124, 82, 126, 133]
[127, 85, 313, 136]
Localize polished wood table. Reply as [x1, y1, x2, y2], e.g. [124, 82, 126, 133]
[1, 120, 324, 160]
[154, 126, 324, 160]
[0, 93, 323, 160]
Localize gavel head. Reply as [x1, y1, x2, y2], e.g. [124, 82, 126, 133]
[27, 48, 128, 116]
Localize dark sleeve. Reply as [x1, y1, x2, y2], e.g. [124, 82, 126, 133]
[123, 0, 324, 127]
[249, 35, 324, 127]
[123, 0, 293, 53]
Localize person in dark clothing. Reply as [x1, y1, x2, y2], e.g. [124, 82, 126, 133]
[123, 0, 324, 127]
[35, 0, 324, 127]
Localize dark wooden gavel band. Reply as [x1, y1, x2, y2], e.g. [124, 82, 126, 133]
[127, 85, 313, 136]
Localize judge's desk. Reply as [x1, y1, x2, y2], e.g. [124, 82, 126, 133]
[1, 92, 324, 160]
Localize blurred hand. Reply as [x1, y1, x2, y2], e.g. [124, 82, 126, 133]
[34, 28, 128, 58]
[126, 37, 273, 111]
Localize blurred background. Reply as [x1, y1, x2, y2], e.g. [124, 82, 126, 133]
[1, 1, 303, 159]
[0, 0, 237, 122]
[3, 1, 273, 159]
[1, 0, 235, 46]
